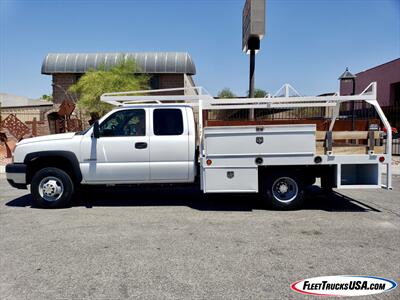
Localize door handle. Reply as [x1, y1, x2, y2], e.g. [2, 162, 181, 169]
[135, 142, 148, 149]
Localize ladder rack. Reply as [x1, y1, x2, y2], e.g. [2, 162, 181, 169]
[99, 81, 392, 189]
[100, 86, 212, 106]
[101, 82, 378, 109]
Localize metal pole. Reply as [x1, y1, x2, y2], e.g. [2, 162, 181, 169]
[249, 49, 255, 120]
[351, 78, 355, 131]
[351, 79, 356, 126]
[350, 79, 356, 144]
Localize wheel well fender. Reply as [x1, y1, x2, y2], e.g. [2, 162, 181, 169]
[258, 166, 310, 186]
[24, 151, 82, 184]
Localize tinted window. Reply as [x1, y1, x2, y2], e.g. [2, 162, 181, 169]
[99, 109, 145, 137]
[153, 109, 183, 136]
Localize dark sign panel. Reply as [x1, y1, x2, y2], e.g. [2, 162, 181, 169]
[242, 0, 266, 53]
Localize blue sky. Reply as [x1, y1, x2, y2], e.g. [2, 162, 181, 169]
[0, 0, 399, 98]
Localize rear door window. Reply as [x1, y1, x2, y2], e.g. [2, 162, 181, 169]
[153, 109, 183, 136]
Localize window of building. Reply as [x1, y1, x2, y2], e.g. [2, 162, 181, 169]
[99, 109, 145, 137]
[153, 109, 183, 136]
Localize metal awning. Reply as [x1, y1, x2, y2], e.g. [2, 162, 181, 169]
[41, 52, 196, 75]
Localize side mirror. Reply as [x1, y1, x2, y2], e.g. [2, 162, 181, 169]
[93, 120, 100, 138]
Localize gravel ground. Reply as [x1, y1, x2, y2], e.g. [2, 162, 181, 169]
[0, 174, 399, 299]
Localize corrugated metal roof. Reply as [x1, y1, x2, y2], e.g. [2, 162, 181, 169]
[41, 52, 196, 75]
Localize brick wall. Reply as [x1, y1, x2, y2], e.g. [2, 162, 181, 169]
[340, 59, 400, 107]
[159, 74, 184, 89]
[33, 121, 51, 136]
[52, 73, 185, 102]
[156, 74, 184, 95]
[52, 74, 81, 104]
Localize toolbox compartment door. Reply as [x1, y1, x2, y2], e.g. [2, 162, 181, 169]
[204, 124, 316, 157]
[203, 167, 258, 193]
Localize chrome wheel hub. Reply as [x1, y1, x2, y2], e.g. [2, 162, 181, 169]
[39, 176, 64, 202]
[272, 177, 298, 203]
[278, 184, 289, 194]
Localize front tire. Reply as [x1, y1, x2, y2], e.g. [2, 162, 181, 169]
[31, 167, 74, 208]
[261, 171, 304, 210]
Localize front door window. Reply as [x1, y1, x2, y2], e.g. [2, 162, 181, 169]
[100, 109, 146, 137]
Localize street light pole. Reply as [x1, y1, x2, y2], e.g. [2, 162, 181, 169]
[249, 49, 256, 120]
[249, 49, 255, 98]
[242, 0, 265, 120]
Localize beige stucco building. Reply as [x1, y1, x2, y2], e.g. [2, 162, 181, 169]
[0, 93, 53, 123]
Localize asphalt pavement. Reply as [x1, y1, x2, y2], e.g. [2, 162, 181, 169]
[0, 174, 399, 299]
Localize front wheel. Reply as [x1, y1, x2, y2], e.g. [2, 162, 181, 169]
[261, 171, 304, 210]
[31, 167, 74, 208]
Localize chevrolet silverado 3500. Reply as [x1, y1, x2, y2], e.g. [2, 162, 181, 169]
[6, 83, 393, 209]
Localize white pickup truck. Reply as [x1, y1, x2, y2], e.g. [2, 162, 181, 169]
[6, 84, 393, 209]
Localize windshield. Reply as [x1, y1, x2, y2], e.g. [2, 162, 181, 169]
[75, 124, 93, 135]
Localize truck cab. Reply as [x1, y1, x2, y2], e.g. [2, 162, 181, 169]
[79, 105, 196, 184]
[6, 105, 197, 208]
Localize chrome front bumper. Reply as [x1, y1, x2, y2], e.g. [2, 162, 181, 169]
[6, 163, 27, 189]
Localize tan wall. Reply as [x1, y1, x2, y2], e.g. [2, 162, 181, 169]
[1, 106, 53, 123]
[1, 106, 53, 139]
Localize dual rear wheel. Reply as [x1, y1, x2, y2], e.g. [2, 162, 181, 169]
[261, 171, 304, 210]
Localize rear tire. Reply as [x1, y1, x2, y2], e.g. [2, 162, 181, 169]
[31, 167, 74, 208]
[261, 171, 304, 210]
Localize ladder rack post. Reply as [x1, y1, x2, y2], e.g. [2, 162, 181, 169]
[249, 49, 255, 120]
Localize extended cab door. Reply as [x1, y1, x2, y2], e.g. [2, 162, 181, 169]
[80, 108, 150, 183]
[149, 107, 189, 182]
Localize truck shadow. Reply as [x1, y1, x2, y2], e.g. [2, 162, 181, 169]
[6, 185, 380, 212]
